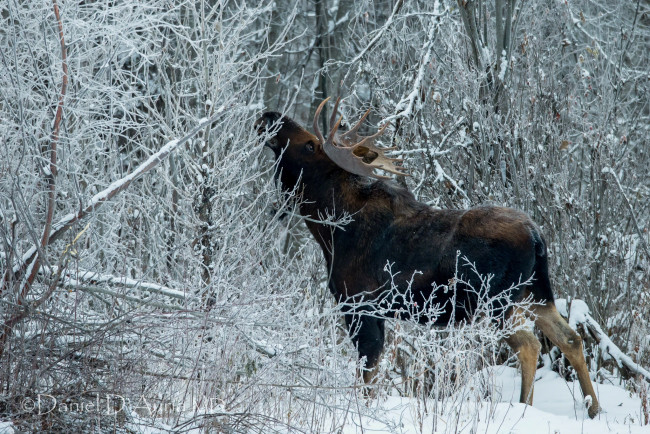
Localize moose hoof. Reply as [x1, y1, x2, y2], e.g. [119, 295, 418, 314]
[587, 402, 600, 419]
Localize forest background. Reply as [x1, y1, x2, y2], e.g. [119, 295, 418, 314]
[0, 0, 648, 431]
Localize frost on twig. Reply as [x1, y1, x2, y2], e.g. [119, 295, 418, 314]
[10, 113, 223, 279]
[339, 253, 539, 408]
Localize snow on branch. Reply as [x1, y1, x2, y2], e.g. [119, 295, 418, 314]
[556, 298, 650, 383]
[385, 23, 437, 123]
[431, 160, 469, 202]
[345, 0, 405, 67]
[55, 268, 188, 301]
[11, 111, 225, 277]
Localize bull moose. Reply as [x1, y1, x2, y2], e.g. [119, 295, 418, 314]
[255, 97, 600, 418]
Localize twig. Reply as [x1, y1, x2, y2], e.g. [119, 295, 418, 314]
[602, 167, 650, 258]
[0, 0, 68, 359]
[344, 0, 405, 67]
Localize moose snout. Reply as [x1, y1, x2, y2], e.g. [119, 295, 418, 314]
[255, 112, 283, 151]
[255, 112, 281, 134]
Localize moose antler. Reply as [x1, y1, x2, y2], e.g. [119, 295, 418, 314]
[313, 97, 408, 179]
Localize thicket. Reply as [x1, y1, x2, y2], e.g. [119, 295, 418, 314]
[1, 0, 647, 431]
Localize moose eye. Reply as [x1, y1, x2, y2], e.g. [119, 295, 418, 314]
[305, 142, 315, 153]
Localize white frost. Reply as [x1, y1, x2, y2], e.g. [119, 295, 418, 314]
[498, 49, 508, 81]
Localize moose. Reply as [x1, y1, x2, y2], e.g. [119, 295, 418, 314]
[256, 98, 600, 418]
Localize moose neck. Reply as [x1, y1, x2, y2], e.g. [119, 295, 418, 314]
[291, 167, 367, 262]
[297, 167, 362, 222]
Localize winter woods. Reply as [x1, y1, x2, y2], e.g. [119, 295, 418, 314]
[0, 0, 648, 431]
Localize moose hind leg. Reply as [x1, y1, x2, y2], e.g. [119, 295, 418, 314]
[345, 313, 385, 386]
[534, 303, 600, 418]
[504, 329, 541, 405]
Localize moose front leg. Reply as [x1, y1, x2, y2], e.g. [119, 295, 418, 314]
[345, 311, 385, 388]
[504, 306, 542, 405]
[504, 329, 541, 405]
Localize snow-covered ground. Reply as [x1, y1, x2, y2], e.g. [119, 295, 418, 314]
[0, 363, 645, 433]
[340, 364, 647, 433]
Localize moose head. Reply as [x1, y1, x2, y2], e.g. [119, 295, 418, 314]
[256, 97, 407, 192]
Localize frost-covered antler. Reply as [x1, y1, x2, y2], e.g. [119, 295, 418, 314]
[313, 97, 408, 179]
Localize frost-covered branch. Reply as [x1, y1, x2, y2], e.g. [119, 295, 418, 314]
[56, 268, 188, 301]
[430, 160, 470, 202]
[564, 1, 646, 78]
[15, 0, 70, 302]
[602, 167, 650, 258]
[345, 0, 405, 67]
[10, 111, 224, 279]
[385, 23, 437, 123]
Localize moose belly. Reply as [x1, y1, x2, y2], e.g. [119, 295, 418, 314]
[371, 243, 535, 326]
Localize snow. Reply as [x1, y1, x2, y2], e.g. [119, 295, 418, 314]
[498, 50, 508, 82]
[554, 298, 590, 330]
[334, 365, 647, 433]
[4, 365, 645, 434]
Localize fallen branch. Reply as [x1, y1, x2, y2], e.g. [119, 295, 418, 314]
[556, 298, 650, 383]
[56, 268, 188, 301]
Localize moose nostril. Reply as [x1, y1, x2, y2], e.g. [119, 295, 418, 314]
[254, 119, 265, 135]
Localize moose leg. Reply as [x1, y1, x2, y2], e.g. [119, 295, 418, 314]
[504, 329, 541, 405]
[534, 302, 600, 418]
[345, 312, 385, 386]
